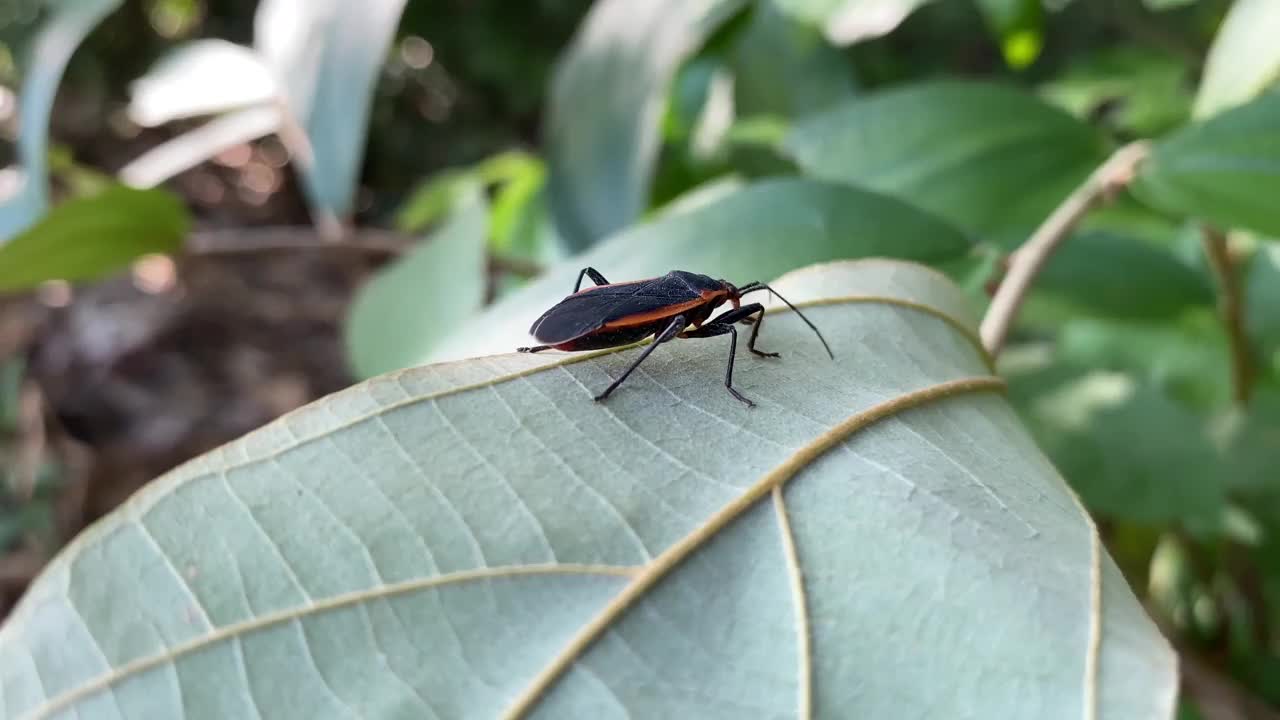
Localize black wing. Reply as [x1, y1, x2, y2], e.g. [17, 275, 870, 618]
[529, 275, 705, 344]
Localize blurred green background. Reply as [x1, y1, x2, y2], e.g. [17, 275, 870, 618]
[1, 0, 1279, 716]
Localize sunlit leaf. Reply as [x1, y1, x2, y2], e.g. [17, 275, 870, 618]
[1193, 0, 1280, 119]
[771, 0, 934, 45]
[0, 262, 1175, 719]
[0, 185, 189, 292]
[128, 39, 276, 126]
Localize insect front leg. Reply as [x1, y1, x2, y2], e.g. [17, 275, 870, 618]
[706, 303, 778, 358]
[680, 321, 756, 407]
[594, 314, 688, 402]
[572, 267, 611, 293]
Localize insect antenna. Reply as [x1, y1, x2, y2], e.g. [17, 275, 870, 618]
[739, 284, 834, 359]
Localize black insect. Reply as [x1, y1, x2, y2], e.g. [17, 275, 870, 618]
[517, 267, 833, 406]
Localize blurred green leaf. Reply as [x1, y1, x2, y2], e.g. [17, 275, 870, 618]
[430, 177, 973, 362]
[396, 151, 557, 268]
[1143, 0, 1198, 9]
[1133, 91, 1280, 237]
[347, 192, 488, 378]
[784, 81, 1110, 247]
[1055, 314, 1232, 408]
[1246, 242, 1280, 365]
[1193, 0, 1280, 119]
[1039, 47, 1192, 136]
[730, 2, 856, 118]
[1219, 387, 1280, 494]
[1014, 370, 1226, 527]
[396, 169, 488, 234]
[0, 0, 122, 240]
[1035, 231, 1213, 321]
[0, 185, 190, 292]
[546, 0, 749, 249]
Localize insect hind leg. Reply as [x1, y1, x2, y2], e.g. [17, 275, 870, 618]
[594, 314, 687, 402]
[517, 345, 552, 353]
[572, 267, 611, 293]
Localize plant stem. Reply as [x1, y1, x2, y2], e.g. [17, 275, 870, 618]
[980, 141, 1151, 356]
[1201, 225, 1255, 406]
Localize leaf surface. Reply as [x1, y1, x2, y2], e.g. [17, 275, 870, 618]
[0, 261, 1175, 719]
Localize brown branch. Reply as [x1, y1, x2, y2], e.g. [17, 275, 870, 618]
[185, 227, 413, 256]
[1201, 225, 1255, 406]
[185, 227, 544, 278]
[980, 141, 1151, 356]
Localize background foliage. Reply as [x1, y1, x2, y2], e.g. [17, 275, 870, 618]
[1, 0, 1279, 716]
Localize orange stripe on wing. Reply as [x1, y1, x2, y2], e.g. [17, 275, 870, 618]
[599, 290, 728, 329]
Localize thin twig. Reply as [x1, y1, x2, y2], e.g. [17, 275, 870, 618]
[185, 227, 412, 256]
[980, 141, 1151, 356]
[185, 227, 544, 279]
[1201, 225, 1255, 405]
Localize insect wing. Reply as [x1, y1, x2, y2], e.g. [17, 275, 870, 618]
[529, 279, 702, 344]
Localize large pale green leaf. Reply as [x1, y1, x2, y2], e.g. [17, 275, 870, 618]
[783, 81, 1110, 247]
[545, 0, 748, 249]
[0, 0, 122, 240]
[1133, 91, 1280, 237]
[346, 192, 489, 379]
[429, 177, 973, 363]
[0, 185, 189, 292]
[1193, 0, 1280, 119]
[0, 261, 1175, 719]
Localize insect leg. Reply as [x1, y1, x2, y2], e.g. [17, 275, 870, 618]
[572, 267, 611, 293]
[706, 303, 778, 358]
[680, 322, 755, 407]
[516, 345, 552, 353]
[594, 314, 688, 402]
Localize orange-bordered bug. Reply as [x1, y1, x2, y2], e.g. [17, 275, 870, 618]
[517, 267, 833, 407]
